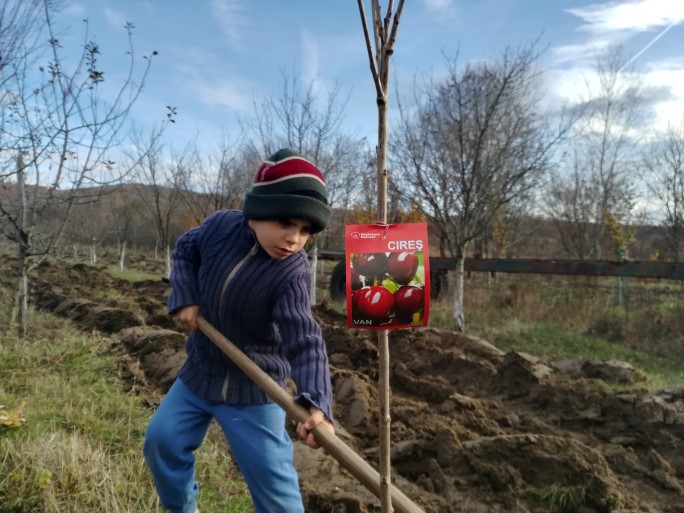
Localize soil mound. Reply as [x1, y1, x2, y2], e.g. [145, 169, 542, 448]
[21, 260, 684, 512]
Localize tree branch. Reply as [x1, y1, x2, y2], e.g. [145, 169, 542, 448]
[357, 0, 383, 98]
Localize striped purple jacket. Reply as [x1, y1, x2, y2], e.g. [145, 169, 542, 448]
[168, 209, 333, 421]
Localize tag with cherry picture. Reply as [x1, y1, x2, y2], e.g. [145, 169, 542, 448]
[345, 223, 430, 329]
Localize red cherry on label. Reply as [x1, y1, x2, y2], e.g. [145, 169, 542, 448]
[388, 252, 419, 285]
[352, 253, 388, 278]
[394, 286, 424, 322]
[354, 286, 394, 323]
[352, 287, 368, 311]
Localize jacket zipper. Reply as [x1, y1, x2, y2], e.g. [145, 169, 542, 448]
[218, 241, 259, 401]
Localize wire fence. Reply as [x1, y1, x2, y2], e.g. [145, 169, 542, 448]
[461, 271, 684, 357]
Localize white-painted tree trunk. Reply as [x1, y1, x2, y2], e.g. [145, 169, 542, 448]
[453, 255, 466, 332]
[119, 240, 127, 272]
[165, 245, 172, 279]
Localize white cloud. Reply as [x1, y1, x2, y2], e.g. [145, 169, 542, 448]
[644, 57, 684, 72]
[63, 3, 87, 17]
[193, 78, 252, 113]
[546, 57, 684, 137]
[172, 46, 217, 72]
[298, 30, 353, 113]
[169, 44, 252, 113]
[423, 0, 456, 15]
[642, 65, 684, 132]
[544, 66, 591, 104]
[553, 1, 684, 67]
[210, 0, 249, 52]
[552, 39, 614, 65]
[301, 30, 320, 88]
[568, 0, 684, 34]
[104, 8, 128, 31]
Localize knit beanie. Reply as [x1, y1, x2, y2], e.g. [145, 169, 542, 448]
[242, 148, 331, 233]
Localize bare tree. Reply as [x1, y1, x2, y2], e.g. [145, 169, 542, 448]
[546, 159, 600, 259]
[0, 1, 159, 336]
[473, 193, 539, 259]
[129, 127, 185, 279]
[643, 118, 684, 261]
[0, 0, 42, 92]
[107, 190, 141, 271]
[545, 47, 645, 260]
[241, 68, 370, 224]
[174, 135, 254, 224]
[394, 44, 566, 331]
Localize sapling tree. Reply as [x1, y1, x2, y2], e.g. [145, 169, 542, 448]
[357, 1, 407, 512]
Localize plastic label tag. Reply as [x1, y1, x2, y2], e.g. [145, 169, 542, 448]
[345, 223, 430, 329]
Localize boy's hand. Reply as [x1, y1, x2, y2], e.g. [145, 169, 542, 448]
[297, 408, 334, 449]
[176, 305, 201, 331]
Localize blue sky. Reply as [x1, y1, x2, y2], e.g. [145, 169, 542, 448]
[55, 0, 684, 148]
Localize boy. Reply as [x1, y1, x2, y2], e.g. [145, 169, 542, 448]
[144, 149, 335, 513]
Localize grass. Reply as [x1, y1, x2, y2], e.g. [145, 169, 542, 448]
[423, 271, 684, 388]
[0, 307, 254, 513]
[90, 287, 132, 307]
[105, 266, 162, 283]
[416, 301, 684, 388]
[523, 483, 590, 513]
[522, 481, 623, 513]
[489, 322, 684, 388]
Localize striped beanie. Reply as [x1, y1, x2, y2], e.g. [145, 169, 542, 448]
[242, 148, 331, 233]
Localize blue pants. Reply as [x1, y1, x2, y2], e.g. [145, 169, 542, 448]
[144, 378, 304, 513]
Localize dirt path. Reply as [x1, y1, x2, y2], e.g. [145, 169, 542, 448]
[22, 259, 684, 512]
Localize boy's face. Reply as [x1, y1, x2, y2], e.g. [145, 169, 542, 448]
[248, 218, 312, 260]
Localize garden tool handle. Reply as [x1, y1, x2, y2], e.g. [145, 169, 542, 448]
[196, 316, 425, 513]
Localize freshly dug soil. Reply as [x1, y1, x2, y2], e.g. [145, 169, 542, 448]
[21, 258, 684, 512]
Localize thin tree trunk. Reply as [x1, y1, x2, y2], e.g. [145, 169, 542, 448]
[372, 27, 393, 513]
[16, 152, 29, 338]
[164, 245, 171, 279]
[119, 240, 127, 272]
[453, 255, 466, 332]
[376, 114, 392, 513]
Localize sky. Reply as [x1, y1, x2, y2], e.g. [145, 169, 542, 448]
[53, 0, 684, 151]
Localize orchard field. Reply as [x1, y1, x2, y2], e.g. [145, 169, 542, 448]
[2, 250, 684, 512]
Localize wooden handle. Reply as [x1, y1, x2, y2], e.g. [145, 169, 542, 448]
[196, 316, 425, 513]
